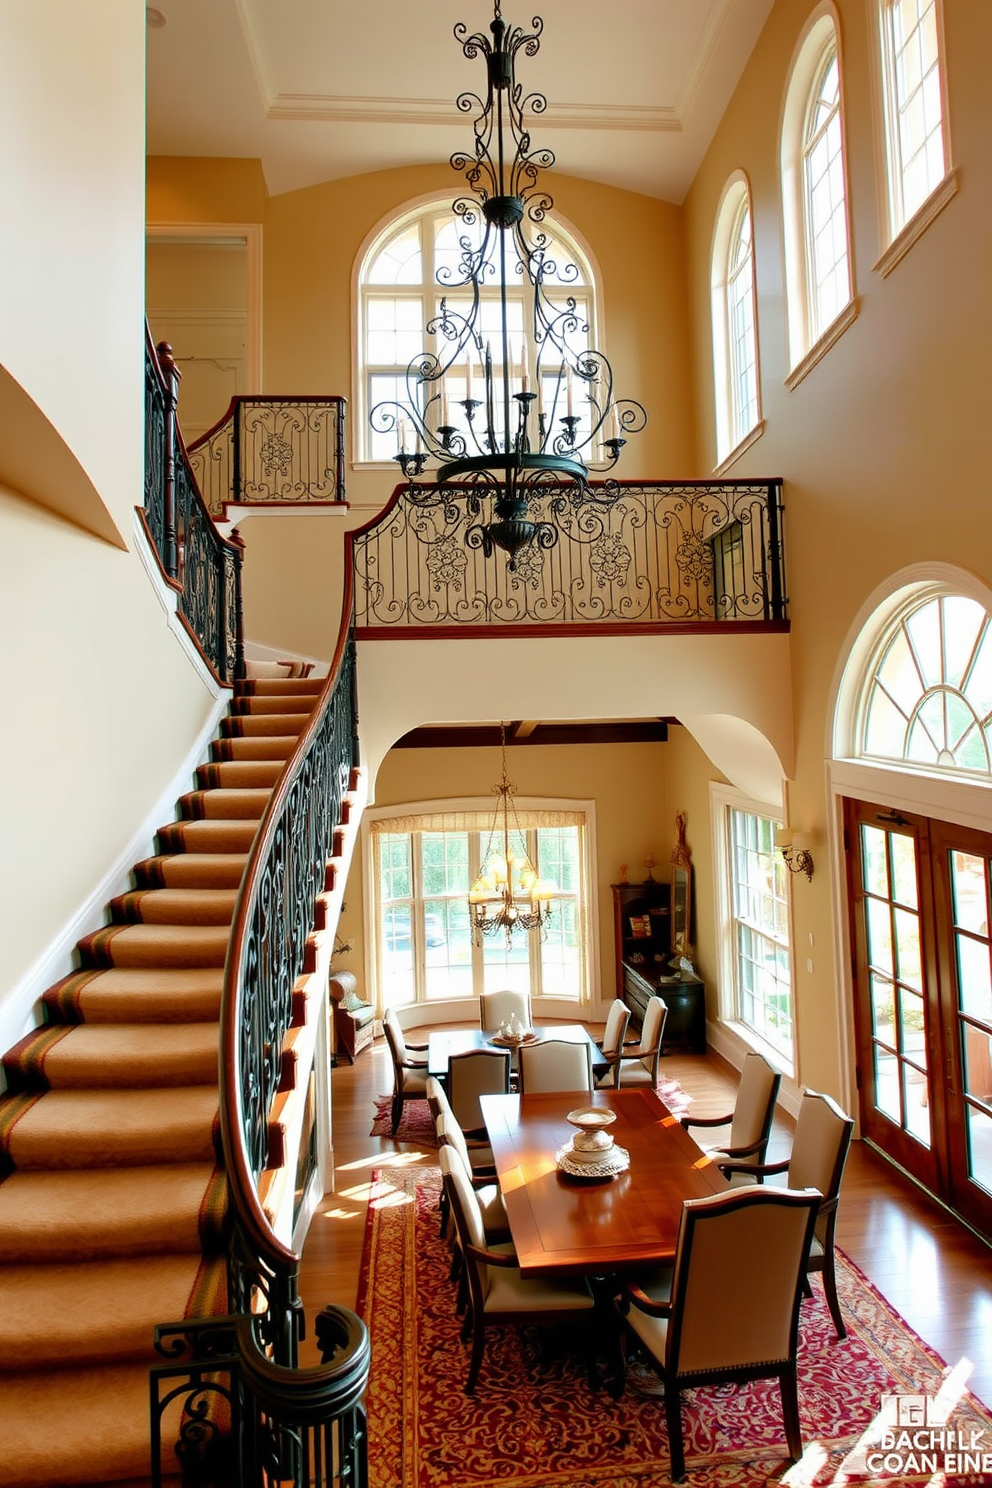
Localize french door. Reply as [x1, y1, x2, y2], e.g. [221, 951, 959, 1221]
[846, 800, 992, 1240]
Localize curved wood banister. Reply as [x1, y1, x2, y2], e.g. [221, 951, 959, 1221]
[218, 549, 359, 1360]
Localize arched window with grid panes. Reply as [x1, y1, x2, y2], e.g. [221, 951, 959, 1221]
[355, 197, 600, 465]
[711, 173, 761, 466]
[876, 0, 952, 252]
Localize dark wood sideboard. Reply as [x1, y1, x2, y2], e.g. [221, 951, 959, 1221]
[612, 882, 706, 1054]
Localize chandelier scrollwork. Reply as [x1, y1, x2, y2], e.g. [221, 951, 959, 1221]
[370, 0, 647, 571]
[468, 724, 555, 943]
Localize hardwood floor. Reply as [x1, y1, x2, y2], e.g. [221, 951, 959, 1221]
[298, 1023, 992, 1407]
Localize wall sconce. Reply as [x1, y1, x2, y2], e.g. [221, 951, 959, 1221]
[775, 828, 814, 882]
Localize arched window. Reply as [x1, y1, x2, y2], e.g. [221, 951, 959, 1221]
[781, 10, 855, 378]
[876, 0, 951, 246]
[711, 174, 761, 465]
[356, 197, 599, 464]
[859, 593, 992, 776]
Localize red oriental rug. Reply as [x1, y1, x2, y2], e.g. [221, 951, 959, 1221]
[357, 1165, 992, 1488]
[370, 1074, 692, 1142]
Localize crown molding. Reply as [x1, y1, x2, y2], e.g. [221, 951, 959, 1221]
[266, 93, 680, 133]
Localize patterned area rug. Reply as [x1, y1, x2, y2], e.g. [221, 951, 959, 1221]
[358, 1166, 992, 1488]
[370, 1074, 692, 1142]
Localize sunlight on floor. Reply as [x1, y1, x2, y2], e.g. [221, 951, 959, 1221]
[336, 1150, 431, 1172]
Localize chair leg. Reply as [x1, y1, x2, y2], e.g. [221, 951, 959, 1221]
[465, 1317, 486, 1395]
[780, 1367, 803, 1462]
[390, 1091, 402, 1133]
[821, 1256, 846, 1340]
[665, 1385, 686, 1483]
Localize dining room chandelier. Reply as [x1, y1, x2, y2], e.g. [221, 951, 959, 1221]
[370, 0, 646, 571]
[468, 726, 555, 943]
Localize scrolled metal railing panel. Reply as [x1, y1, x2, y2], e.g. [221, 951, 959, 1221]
[174, 443, 242, 682]
[189, 396, 348, 519]
[353, 479, 787, 629]
[144, 339, 168, 553]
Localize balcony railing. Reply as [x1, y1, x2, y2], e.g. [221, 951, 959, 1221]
[142, 332, 245, 683]
[351, 478, 786, 635]
[188, 396, 347, 520]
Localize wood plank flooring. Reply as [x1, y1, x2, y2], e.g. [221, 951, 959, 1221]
[298, 1022, 992, 1407]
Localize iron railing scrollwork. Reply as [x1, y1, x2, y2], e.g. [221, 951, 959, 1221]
[188, 396, 347, 520]
[151, 1305, 370, 1488]
[352, 478, 787, 631]
[142, 328, 245, 683]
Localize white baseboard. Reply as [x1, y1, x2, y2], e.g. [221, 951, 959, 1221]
[0, 695, 230, 1068]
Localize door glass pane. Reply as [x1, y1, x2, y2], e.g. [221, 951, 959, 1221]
[870, 974, 896, 1045]
[891, 833, 919, 908]
[899, 988, 927, 1065]
[862, 824, 888, 897]
[866, 897, 894, 975]
[957, 935, 992, 1022]
[966, 1104, 992, 1196]
[962, 1023, 992, 1105]
[894, 906, 922, 989]
[902, 1062, 931, 1146]
[874, 1045, 901, 1121]
[951, 851, 989, 935]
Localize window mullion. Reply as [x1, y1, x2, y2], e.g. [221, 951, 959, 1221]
[411, 830, 427, 1004]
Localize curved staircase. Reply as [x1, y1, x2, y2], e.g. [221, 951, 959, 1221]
[0, 675, 323, 1488]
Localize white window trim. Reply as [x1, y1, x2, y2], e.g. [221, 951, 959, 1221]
[709, 781, 798, 1085]
[360, 794, 599, 1027]
[779, 5, 856, 376]
[710, 171, 762, 467]
[351, 195, 605, 471]
[871, 0, 954, 259]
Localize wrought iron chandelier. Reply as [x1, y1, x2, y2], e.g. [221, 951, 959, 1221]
[371, 0, 646, 571]
[468, 725, 555, 943]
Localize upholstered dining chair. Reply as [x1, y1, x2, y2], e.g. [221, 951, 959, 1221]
[680, 1050, 781, 1175]
[439, 1142, 596, 1395]
[613, 1186, 821, 1483]
[615, 995, 668, 1089]
[729, 1088, 854, 1339]
[382, 1007, 430, 1134]
[594, 999, 631, 1087]
[517, 1038, 593, 1094]
[479, 988, 533, 1034]
[447, 1046, 510, 1156]
[436, 1111, 510, 1250]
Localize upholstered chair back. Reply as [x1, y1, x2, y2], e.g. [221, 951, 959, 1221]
[439, 1142, 491, 1294]
[517, 1038, 592, 1094]
[479, 988, 533, 1034]
[383, 1007, 409, 1065]
[447, 1048, 511, 1131]
[436, 1111, 474, 1174]
[728, 1052, 780, 1154]
[787, 1090, 854, 1244]
[667, 1188, 819, 1376]
[637, 996, 667, 1059]
[426, 1074, 453, 1133]
[601, 999, 631, 1059]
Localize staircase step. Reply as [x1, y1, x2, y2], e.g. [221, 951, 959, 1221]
[195, 758, 284, 789]
[156, 818, 260, 854]
[178, 786, 272, 820]
[1, 1087, 219, 1169]
[0, 1163, 227, 1262]
[221, 712, 309, 737]
[0, 1253, 226, 1371]
[236, 676, 322, 696]
[110, 888, 237, 925]
[78, 924, 231, 969]
[210, 733, 300, 761]
[44, 968, 224, 1025]
[232, 693, 316, 715]
[134, 852, 248, 889]
[0, 1360, 186, 1488]
[3, 1024, 219, 1091]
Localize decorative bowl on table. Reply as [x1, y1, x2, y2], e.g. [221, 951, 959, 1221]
[557, 1106, 629, 1180]
[488, 1028, 538, 1048]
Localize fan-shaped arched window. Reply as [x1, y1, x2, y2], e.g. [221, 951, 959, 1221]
[711, 174, 761, 465]
[356, 197, 599, 464]
[860, 594, 992, 775]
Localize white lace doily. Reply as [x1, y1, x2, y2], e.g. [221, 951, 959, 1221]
[555, 1142, 630, 1180]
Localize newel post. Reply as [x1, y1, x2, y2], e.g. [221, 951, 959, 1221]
[156, 341, 181, 581]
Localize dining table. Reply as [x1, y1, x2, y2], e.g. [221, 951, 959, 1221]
[479, 1087, 728, 1278]
[426, 1024, 609, 1083]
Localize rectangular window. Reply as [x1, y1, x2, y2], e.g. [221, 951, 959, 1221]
[727, 807, 794, 1062]
[881, 0, 947, 232]
[372, 818, 587, 1007]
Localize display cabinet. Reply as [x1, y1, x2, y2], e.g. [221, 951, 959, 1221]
[611, 881, 706, 1055]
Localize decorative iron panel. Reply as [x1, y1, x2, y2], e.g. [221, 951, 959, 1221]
[144, 340, 167, 553]
[189, 398, 348, 518]
[352, 479, 786, 628]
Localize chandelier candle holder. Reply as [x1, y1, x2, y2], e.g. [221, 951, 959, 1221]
[371, 0, 646, 571]
[468, 726, 555, 943]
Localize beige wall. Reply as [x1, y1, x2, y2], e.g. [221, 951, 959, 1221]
[336, 739, 672, 1013]
[669, 0, 992, 1099]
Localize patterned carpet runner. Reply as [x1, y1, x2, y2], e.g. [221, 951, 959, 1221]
[0, 676, 321, 1488]
[358, 1165, 992, 1488]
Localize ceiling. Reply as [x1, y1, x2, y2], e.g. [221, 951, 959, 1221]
[145, 0, 774, 203]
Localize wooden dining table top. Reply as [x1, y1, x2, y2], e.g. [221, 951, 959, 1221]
[479, 1087, 728, 1278]
[426, 1024, 608, 1080]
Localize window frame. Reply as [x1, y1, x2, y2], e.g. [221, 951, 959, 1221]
[711, 782, 796, 1074]
[362, 796, 597, 1016]
[353, 196, 602, 468]
[780, 6, 858, 385]
[710, 172, 763, 470]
